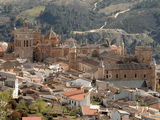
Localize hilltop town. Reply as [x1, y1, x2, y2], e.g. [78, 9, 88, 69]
[0, 22, 160, 120]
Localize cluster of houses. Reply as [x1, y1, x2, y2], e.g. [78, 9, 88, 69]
[0, 57, 160, 120]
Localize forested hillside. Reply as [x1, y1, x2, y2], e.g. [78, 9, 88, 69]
[0, 0, 160, 62]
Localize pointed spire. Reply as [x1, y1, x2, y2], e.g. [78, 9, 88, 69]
[99, 58, 104, 68]
[70, 41, 76, 48]
[49, 27, 57, 39]
[121, 39, 125, 55]
[152, 58, 156, 66]
[121, 39, 124, 46]
[85, 39, 88, 45]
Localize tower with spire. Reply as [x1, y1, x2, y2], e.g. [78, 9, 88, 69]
[121, 40, 125, 56]
[98, 58, 105, 80]
[69, 41, 77, 69]
[151, 58, 157, 91]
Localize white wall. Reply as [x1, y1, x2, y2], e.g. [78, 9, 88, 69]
[109, 89, 136, 101]
[63, 93, 90, 108]
[83, 115, 96, 120]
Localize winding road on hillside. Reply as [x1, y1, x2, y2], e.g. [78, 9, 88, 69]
[114, 9, 130, 18]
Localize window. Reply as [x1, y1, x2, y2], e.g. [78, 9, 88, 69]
[144, 74, 146, 78]
[124, 74, 126, 78]
[26, 40, 28, 47]
[116, 74, 118, 78]
[106, 75, 108, 78]
[135, 74, 137, 78]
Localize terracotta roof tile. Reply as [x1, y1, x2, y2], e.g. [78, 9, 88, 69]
[22, 117, 42, 120]
[32, 78, 41, 81]
[69, 92, 89, 101]
[122, 118, 131, 120]
[63, 89, 84, 97]
[81, 106, 98, 116]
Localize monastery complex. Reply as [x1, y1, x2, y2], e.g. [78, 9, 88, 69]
[3, 22, 157, 91]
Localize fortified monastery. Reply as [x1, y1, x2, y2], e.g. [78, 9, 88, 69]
[6, 22, 157, 91]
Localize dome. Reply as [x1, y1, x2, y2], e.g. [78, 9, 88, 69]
[0, 42, 8, 52]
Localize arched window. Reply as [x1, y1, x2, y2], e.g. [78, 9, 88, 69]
[26, 40, 28, 47]
[144, 74, 146, 78]
[24, 41, 25, 47]
[116, 74, 118, 78]
[124, 74, 126, 78]
[135, 74, 137, 78]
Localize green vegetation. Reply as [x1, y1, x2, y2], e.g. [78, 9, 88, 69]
[0, 91, 79, 120]
[140, 102, 147, 107]
[84, 89, 88, 93]
[0, 91, 12, 120]
[92, 77, 96, 87]
[1, 0, 160, 62]
[17, 6, 45, 23]
[91, 94, 102, 105]
[63, 107, 80, 116]
[29, 99, 46, 113]
[158, 84, 160, 91]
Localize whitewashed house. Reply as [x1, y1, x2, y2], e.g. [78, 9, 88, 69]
[70, 79, 92, 88]
[62, 89, 90, 108]
[81, 106, 98, 120]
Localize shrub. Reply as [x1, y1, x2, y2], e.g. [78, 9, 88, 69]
[84, 89, 88, 93]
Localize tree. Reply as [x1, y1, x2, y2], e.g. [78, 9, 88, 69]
[92, 77, 96, 87]
[16, 99, 28, 117]
[0, 91, 12, 120]
[29, 99, 46, 113]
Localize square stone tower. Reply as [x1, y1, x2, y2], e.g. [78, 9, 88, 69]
[135, 46, 152, 64]
[12, 22, 41, 61]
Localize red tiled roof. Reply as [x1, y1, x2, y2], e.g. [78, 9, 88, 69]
[69, 92, 89, 101]
[22, 117, 42, 120]
[53, 62, 68, 66]
[32, 78, 41, 81]
[81, 106, 98, 116]
[122, 118, 131, 120]
[63, 89, 84, 97]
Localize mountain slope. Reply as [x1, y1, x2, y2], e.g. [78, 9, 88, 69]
[0, 0, 160, 62]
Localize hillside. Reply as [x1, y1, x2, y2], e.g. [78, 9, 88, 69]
[0, 0, 160, 62]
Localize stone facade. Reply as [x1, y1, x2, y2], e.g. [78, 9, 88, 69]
[12, 22, 41, 61]
[135, 46, 153, 64]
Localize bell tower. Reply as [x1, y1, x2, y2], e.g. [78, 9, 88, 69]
[69, 41, 77, 69]
[98, 58, 105, 80]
